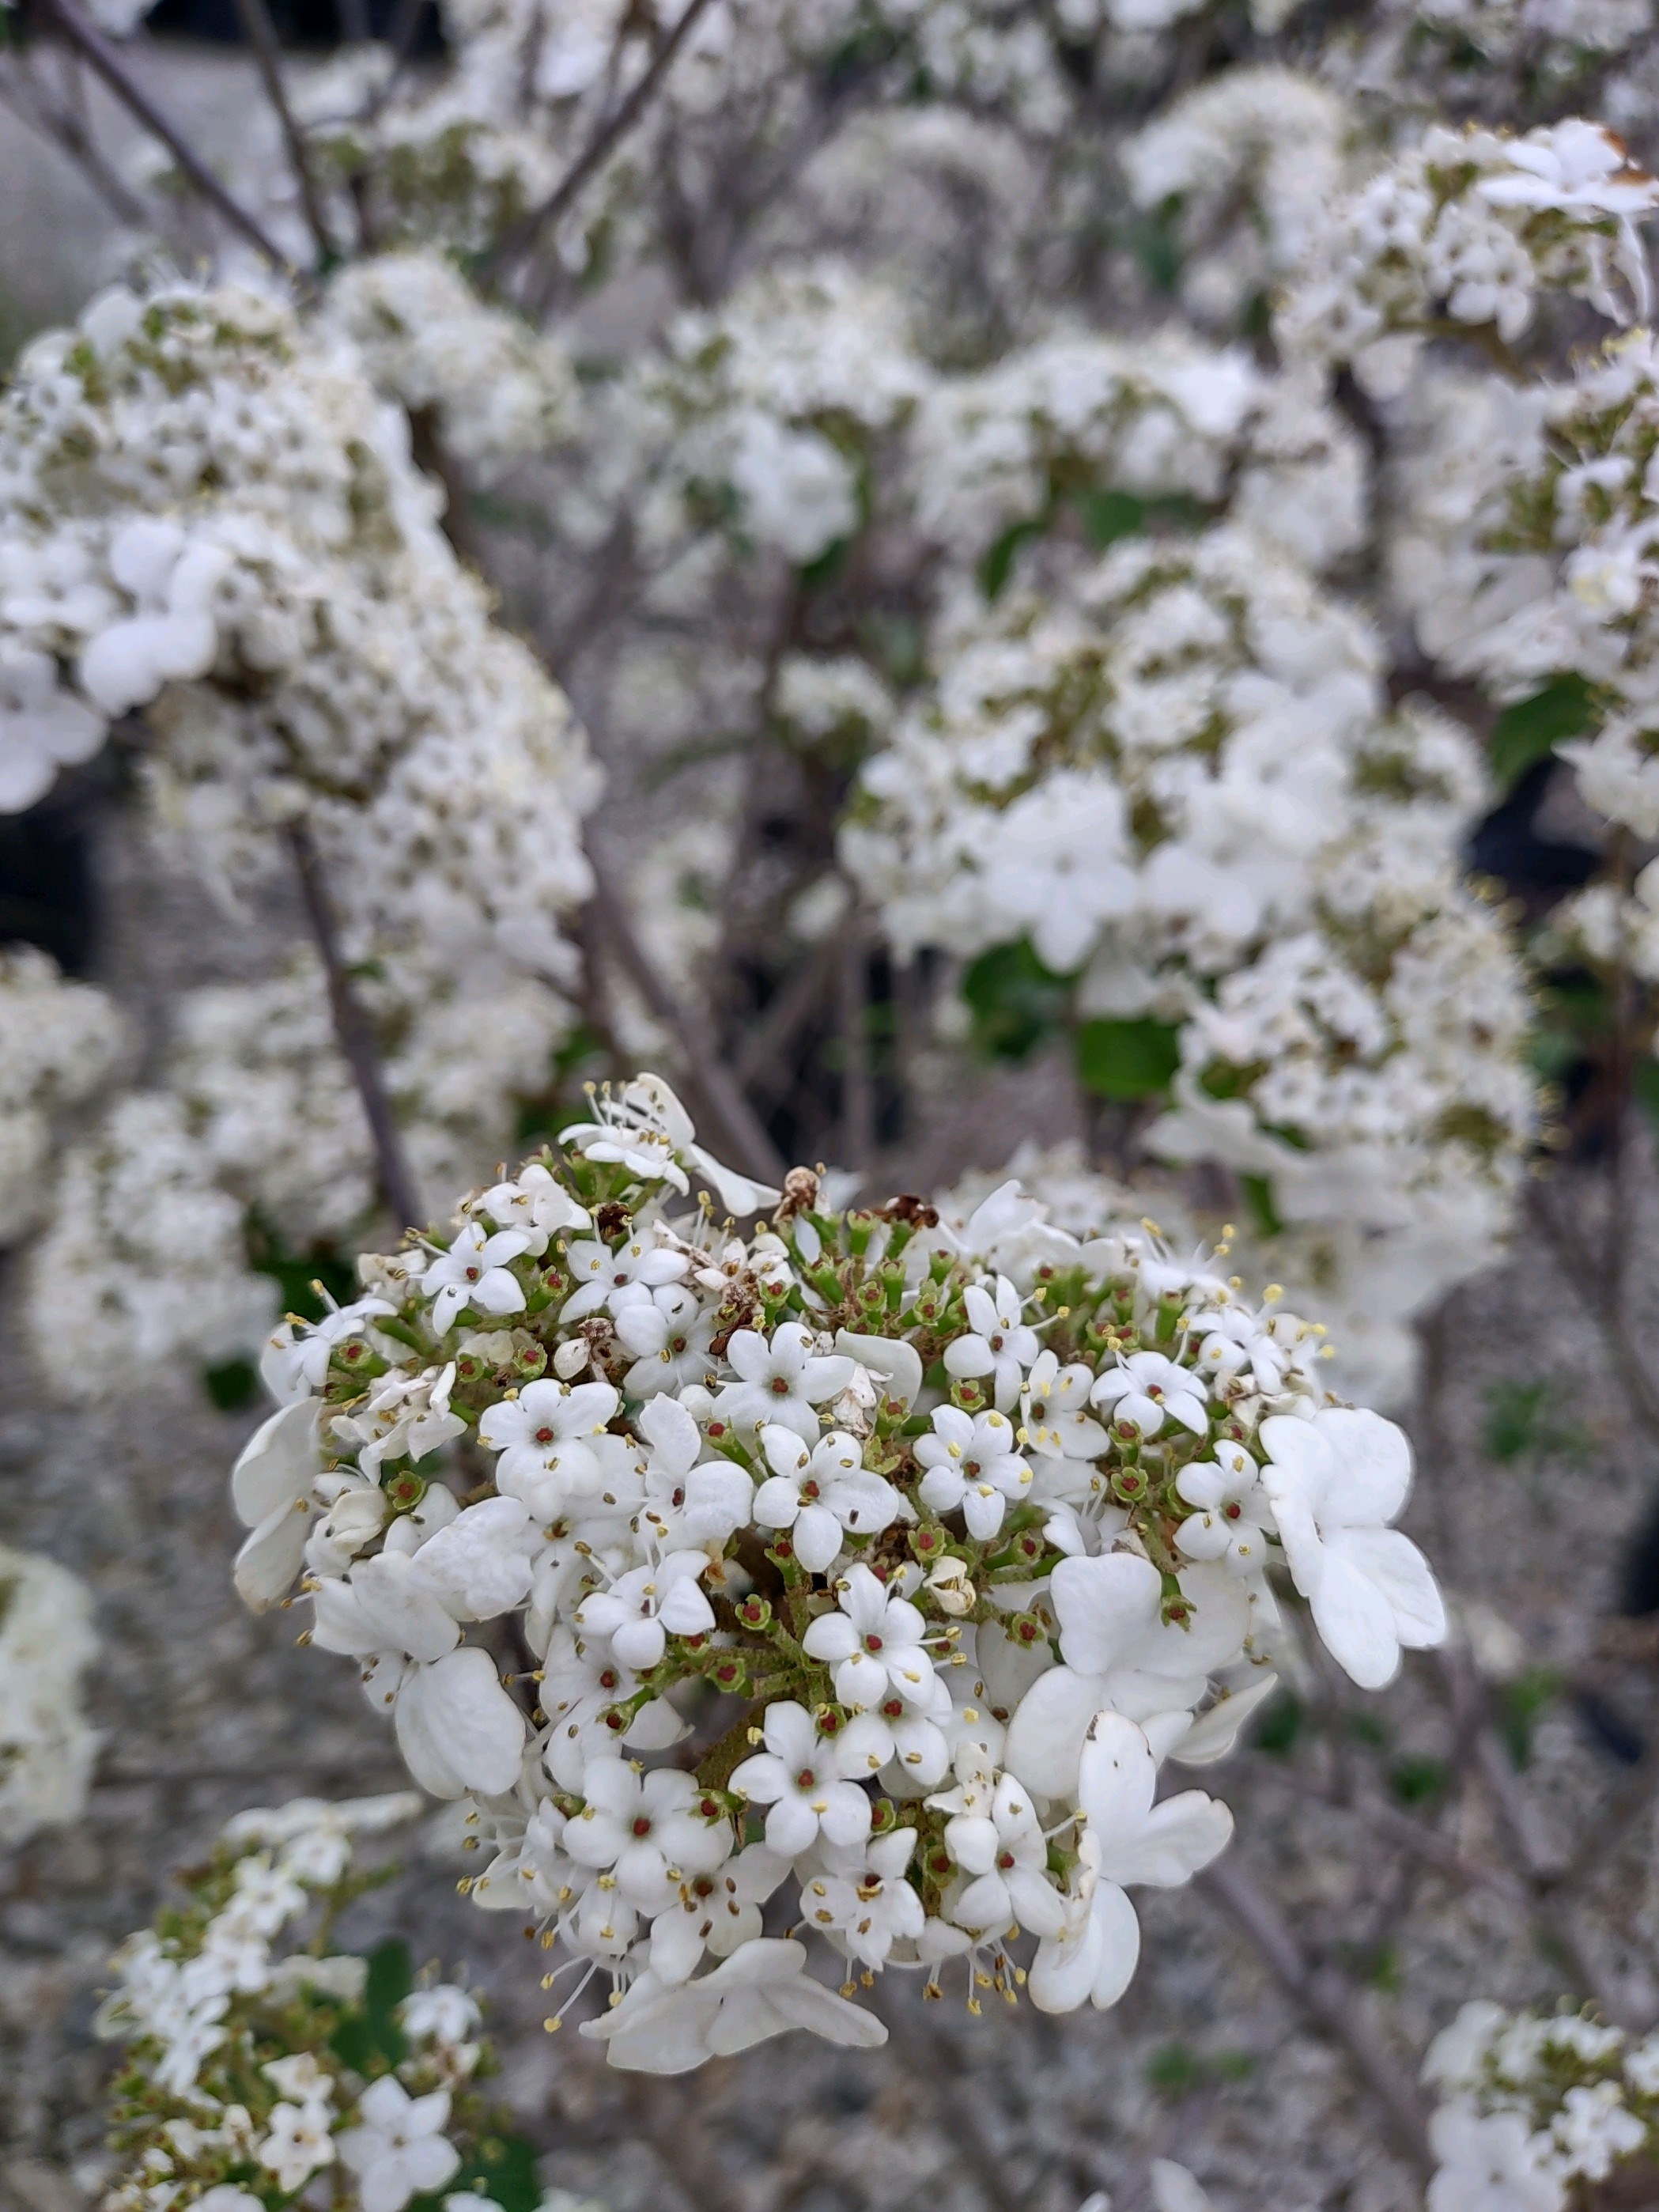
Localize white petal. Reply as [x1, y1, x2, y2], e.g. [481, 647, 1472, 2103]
[233, 1499, 312, 1611]
[1086, 1880, 1143, 2009]
[1003, 1666, 1108, 1803]
[1309, 1547, 1404, 1690]
[395, 1648, 525, 1798]
[231, 1398, 320, 1527]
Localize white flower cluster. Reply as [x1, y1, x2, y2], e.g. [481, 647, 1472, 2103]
[27, 1092, 277, 1397]
[0, 1542, 100, 1846]
[0, 946, 123, 1245]
[93, 1790, 549, 2212]
[905, 331, 1366, 578]
[1120, 69, 1352, 335]
[322, 251, 578, 483]
[1396, 331, 1659, 838]
[1276, 119, 1659, 398]
[843, 527, 1535, 1344]
[0, 278, 596, 989]
[230, 1075, 1445, 2073]
[584, 260, 931, 573]
[1423, 1998, 1659, 2210]
[1409, 0, 1653, 65]
[171, 951, 571, 1251]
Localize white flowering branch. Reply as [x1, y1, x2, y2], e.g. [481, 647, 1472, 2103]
[481, 0, 720, 284]
[285, 821, 424, 1234]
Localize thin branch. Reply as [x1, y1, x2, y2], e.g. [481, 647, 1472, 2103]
[229, 0, 337, 264]
[1245, 1756, 1533, 1911]
[37, 0, 293, 267]
[0, 51, 153, 228]
[1436, 1645, 1637, 2025]
[732, 930, 839, 1092]
[285, 820, 425, 1233]
[584, 845, 787, 1193]
[362, 0, 434, 124]
[1529, 1178, 1659, 1436]
[480, 0, 720, 282]
[1198, 1855, 1433, 2174]
[837, 898, 875, 1171]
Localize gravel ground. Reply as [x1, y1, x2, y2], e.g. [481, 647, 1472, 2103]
[6, 800, 1659, 2212]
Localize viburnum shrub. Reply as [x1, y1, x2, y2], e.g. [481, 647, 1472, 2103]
[230, 1075, 1445, 2073]
[94, 1794, 552, 2212]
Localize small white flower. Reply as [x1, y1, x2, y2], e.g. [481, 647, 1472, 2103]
[914, 1406, 1033, 1539]
[1090, 1352, 1209, 1439]
[421, 1223, 531, 1334]
[257, 2100, 335, 2192]
[574, 1545, 716, 1672]
[1029, 1715, 1231, 2015]
[559, 1231, 689, 1325]
[478, 1379, 620, 1517]
[945, 1771, 1068, 1940]
[943, 1276, 1041, 1411]
[1426, 2102, 1564, 2212]
[337, 2077, 461, 2212]
[1173, 1443, 1272, 1575]
[578, 1937, 884, 2073]
[563, 1758, 733, 1909]
[731, 1700, 874, 1857]
[801, 1828, 926, 1967]
[710, 1322, 855, 1444]
[751, 1427, 902, 1571]
[800, 1563, 935, 1710]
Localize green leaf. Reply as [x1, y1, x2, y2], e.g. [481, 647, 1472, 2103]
[960, 940, 1071, 1061]
[1074, 489, 1144, 550]
[1497, 1668, 1561, 1768]
[978, 516, 1048, 601]
[1483, 1378, 1549, 1463]
[1124, 199, 1184, 294]
[1074, 1016, 1181, 1100]
[1388, 1755, 1448, 1807]
[1489, 674, 1596, 789]
[1635, 1061, 1659, 1149]
[1252, 1689, 1302, 1756]
[799, 535, 851, 589]
[444, 2134, 541, 2212]
[244, 1217, 357, 1325]
[203, 1358, 259, 1412]
[329, 1940, 412, 2073]
[1238, 1172, 1283, 1239]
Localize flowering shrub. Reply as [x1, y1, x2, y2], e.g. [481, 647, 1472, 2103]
[0, 947, 123, 1246]
[0, 1543, 100, 1845]
[95, 1793, 550, 2212]
[1276, 119, 1659, 399]
[1424, 2000, 1659, 2209]
[230, 1076, 1445, 2070]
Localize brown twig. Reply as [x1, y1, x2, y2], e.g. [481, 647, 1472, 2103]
[837, 897, 876, 1172]
[0, 50, 152, 228]
[37, 0, 293, 267]
[1198, 1855, 1433, 2173]
[1529, 1179, 1659, 1437]
[480, 0, 720, 282]
[1436, 1645, 1636, 2024]
[285, 820, 425, 1233]
[732, 931, 839, 1094]
[229, 0, 337, 264]
[584, 845, 787, 1192]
